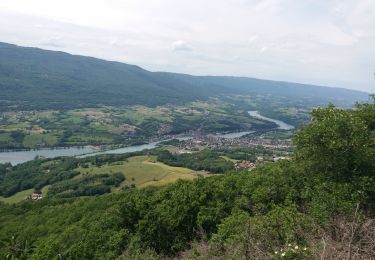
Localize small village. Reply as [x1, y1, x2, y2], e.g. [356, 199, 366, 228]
[234, 160, 257, 171]
[169, 132, 293, 171]
[177, 134, 292, 150]
[168, 131, 293, 156]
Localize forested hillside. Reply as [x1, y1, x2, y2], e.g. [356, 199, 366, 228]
[0, 97, 373, 259]
[0, 42, 368, 111]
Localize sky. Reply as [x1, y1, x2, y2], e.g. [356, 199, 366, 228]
[0, 0, 374, 92]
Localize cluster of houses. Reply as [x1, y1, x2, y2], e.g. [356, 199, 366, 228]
[175, 135, 292, 151]
[26, 192, 43, 201]
[234, 160, 257, 171]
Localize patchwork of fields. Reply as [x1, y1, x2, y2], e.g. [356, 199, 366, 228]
[0, 98, 281, 149]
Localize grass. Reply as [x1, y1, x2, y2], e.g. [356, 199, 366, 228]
[1, 122, 30, 131]
[0, 132, 12, 142]
[220, 155, 239, 163]
[163, 145, 181, 153]
[77, 155, 207, 189]
[67, 133, 114, 143]
[1, 156, 209, 203]
[0, 188, 34, 203]
[41, 185, 50, 194]
[61, 114, 86, 124]
[23, 133, 59, 148]
[121, 106, 173, 125]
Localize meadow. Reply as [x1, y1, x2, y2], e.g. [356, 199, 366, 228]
[76, 155, 207, 189]
[0, 154, 208, 203]
[0, 188, 34, 203]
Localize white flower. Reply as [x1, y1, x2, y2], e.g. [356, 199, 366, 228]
[295, 245, 299, 249]
[281, 252, 286, 257]
[288, 243, 291, 247]
[303, 247, 307, 251]
[275, 251, 278, 254]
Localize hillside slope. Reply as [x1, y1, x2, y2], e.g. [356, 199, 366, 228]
[0, 42, 368, 111]
[0, 99, 374, 259]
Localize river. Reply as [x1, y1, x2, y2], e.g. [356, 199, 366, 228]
[0, 146, 96, 165]
[0, 112, 293, 165]
[248, 111, 295, 130]
[77, 137, 193, 158]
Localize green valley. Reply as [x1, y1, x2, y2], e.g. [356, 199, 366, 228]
[0, 41, 373, 260]
[0, 99, 277, 150]
[0, 97, 373, 259]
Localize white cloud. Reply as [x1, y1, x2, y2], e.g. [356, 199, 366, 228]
[0, 0, 374, 92]
[260, 46, 268, 53]
[39, 36, 64, 47]
[172, 40, 192, 51]
[248, 35, 258, 45]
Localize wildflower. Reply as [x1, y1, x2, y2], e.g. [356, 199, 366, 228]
[281, 252, 285, 257]
[275, 251, 278, 254]
[295, 245, 299, 249]
[288, 243, 291, 247]
[303, 247, 307, 251]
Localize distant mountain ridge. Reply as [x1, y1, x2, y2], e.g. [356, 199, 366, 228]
[0, 42, 368, 111]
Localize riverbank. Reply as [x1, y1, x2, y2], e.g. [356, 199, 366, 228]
[0, 112, 294, 165]
[248, 111, 295, 130]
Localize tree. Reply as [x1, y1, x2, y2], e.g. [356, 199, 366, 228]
[295, 99, 374, 181]
[1, 236, 34, 260]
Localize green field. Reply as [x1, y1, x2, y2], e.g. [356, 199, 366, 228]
[23, 133, 59, 147]
[0, 132, 11, 142]
[67, 133, 114, 143]
[0, 155, 209, 203]
[77, 155, 207, 188]
[220, 155, 239, 163]
[0, 188, 34, 203]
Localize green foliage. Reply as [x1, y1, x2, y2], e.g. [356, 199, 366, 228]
[0, 235, 35, 260]
[47, 172, 124, 198]
[0, 158, 79, 197]
[157, 149, 234, 173]
[211, 210, 251, 246]
[217, 146, 273, 161]
[209, 205, 312, 259]
[295, 102, 374, 180]
[0, 160, 373, 258]
[0, 151, 144, 197]
[0, 97, 373, 258]
[355, 94, 375, 130]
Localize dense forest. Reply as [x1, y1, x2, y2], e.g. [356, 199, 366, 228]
[157, 149, 234, 173]
[0, 97, 373, 259]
